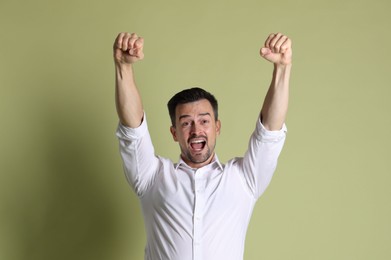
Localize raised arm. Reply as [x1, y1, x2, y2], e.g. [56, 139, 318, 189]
[113, 32, 145, 128]
[260, 33, 292, 131]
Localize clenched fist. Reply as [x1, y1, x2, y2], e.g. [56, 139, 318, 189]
[113, 32, 144, 65]
[260, 33, 292, 66]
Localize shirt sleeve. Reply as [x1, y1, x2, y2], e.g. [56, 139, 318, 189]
[240, 118, 287, 199]
[116, 113, 160, 196]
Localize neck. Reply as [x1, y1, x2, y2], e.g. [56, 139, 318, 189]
[182, 153, 215, 169]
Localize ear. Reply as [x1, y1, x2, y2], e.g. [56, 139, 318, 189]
[170, 126, 178, 142]
[215, 120, 221, 136]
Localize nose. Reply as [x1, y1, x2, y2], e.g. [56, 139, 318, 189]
[190, 122, 201, 136]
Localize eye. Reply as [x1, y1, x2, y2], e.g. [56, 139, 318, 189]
[201, 119, 209, 125]
[181, 121, 191, 128]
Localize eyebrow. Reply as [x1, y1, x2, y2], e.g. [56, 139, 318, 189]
[178, 112, 211, 120]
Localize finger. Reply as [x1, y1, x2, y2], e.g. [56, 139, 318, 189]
[121, 32, 132, 51]
[127, 33, 140, 54]
[264, 33, 275, 49]
[133, 37, 144, 57]
[134, 48, 145, 59]
[274, 35, 288, 53]
[128, 33, 139, 48]
[269, 32, 282, 52]
[280, 37, 292, 53]
[134, 37, 144, 49]
[114, 32, 125, 49]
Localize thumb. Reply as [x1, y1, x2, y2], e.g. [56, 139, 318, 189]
[260, 47, 271, 57]
[260, 47, 280, 64]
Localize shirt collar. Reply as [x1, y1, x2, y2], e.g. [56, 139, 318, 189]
[175, 154, 224, 171]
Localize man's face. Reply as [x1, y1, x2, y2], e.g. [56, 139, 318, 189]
[170, 99, 221, 169]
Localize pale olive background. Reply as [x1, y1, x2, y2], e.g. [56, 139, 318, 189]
[1, 0, 390, 259]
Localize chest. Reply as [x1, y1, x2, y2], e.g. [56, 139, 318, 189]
[142, 165, 254, 221]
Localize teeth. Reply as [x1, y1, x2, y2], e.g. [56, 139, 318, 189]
[191, 140, 205, 144]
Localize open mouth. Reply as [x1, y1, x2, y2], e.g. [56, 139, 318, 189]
[189, 139, 206, 151]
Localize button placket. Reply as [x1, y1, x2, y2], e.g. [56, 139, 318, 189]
[193, 171, 205, 260]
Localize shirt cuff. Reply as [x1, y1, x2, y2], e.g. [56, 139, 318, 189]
[256, 118, 287, 143]
[116, 113, 148, 140]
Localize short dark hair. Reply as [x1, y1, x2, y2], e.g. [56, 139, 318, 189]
[167, 87, 218, 126]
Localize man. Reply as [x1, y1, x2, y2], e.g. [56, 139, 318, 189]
[114, 32, 292, 260]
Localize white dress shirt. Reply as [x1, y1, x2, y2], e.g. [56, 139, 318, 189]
[116, 114, 287, 260]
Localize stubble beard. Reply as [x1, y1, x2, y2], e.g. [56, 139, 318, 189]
[181, 141, 216, 166]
